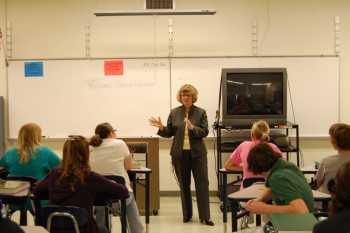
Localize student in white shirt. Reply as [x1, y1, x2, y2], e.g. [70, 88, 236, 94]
[89, 122, 145, 233]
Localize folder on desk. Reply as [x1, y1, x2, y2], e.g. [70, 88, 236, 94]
[269, 213, 318, 233]
[0, 180, 30, 195]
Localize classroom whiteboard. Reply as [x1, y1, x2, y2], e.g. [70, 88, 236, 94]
[171, 57, 339, 137]
[8, 57, 339, 138]
[8, 59, 170, 138]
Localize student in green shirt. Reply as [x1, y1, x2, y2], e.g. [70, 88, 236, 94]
[245, 142, 314, 214]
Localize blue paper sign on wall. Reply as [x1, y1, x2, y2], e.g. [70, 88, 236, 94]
[25, 62, 43, 77]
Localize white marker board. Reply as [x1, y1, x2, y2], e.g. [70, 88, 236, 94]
[8, 59, 170, 138]
[8, 56, 339, 138]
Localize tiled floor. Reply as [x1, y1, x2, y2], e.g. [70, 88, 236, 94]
[12, 196, 241, 233]
[141, 196, 228, 233]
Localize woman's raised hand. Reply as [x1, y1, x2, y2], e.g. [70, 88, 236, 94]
[149, 116, 163, 131]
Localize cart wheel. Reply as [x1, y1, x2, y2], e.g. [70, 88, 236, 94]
[153, 209, 158, 215]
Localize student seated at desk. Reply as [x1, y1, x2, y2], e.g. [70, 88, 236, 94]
[313, 161, 350, 233]
[89, 123, 145, 233]
[224, 120, 285, 190]
[246, 143, 314, 214]
[33, 136, 129, 233]
[315, 123, 350, 195]
[0, 123, 61, 211]
[0, 123, 61, 182]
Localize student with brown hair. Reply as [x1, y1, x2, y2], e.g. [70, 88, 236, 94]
[246, 142, 314, 214]
[89, 123, 145, 233]
[315, 123, 350, 194]
[313, 161, 350, 233]
[34, 136, 129, 233]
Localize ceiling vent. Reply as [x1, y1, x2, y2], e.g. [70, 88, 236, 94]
[146, 0, 173, 9]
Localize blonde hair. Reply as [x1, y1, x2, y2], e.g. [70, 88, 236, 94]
[251, 120, 270, 142]
[17, 123, 42, 163]
[176, 84, 198, 104]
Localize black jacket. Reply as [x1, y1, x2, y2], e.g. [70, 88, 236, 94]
[158, 104, 208, 158]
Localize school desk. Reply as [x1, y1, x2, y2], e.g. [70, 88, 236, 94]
[301, 164, 318, 175]
[21, 226, 48, 233]
[129, 166, 152, 233]
[0, 188, 30, 225]
[228, 184, 331, 232]
[219, 168, 243, 233]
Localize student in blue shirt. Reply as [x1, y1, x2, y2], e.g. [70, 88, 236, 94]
[0, 123, 61, 211]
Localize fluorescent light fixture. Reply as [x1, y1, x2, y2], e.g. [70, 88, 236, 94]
[94, 9, 216, 16]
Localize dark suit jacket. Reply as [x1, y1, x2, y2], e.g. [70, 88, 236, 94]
[158, 104, 209, 158]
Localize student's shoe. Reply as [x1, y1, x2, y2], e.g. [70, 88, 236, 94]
[201, 219, 214, 226]
[183, 217, 191, 223]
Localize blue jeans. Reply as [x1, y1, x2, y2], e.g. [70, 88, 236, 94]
[95, 192, 144, 233]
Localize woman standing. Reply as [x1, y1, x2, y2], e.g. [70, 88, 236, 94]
[149, 84, 214, 226]
[89, 123, 145, 233]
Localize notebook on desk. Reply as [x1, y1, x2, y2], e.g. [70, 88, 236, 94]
[0, 180, 30, 195]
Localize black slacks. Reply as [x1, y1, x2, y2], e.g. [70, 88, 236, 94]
[172, 150, 210, 220]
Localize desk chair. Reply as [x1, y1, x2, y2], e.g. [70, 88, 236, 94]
[126, 142, 148, 199]
[327, 178, 335, 193]
[41, 205, 88, 233]
[239, 177, 266, 229]
[94, 175, 130, 233]
[0, 167, 9, 180]
[313, 178, 335, 219]
[5, 176, 38, 218]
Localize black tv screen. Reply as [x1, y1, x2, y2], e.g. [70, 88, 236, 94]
[221, 68, 287, 127]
